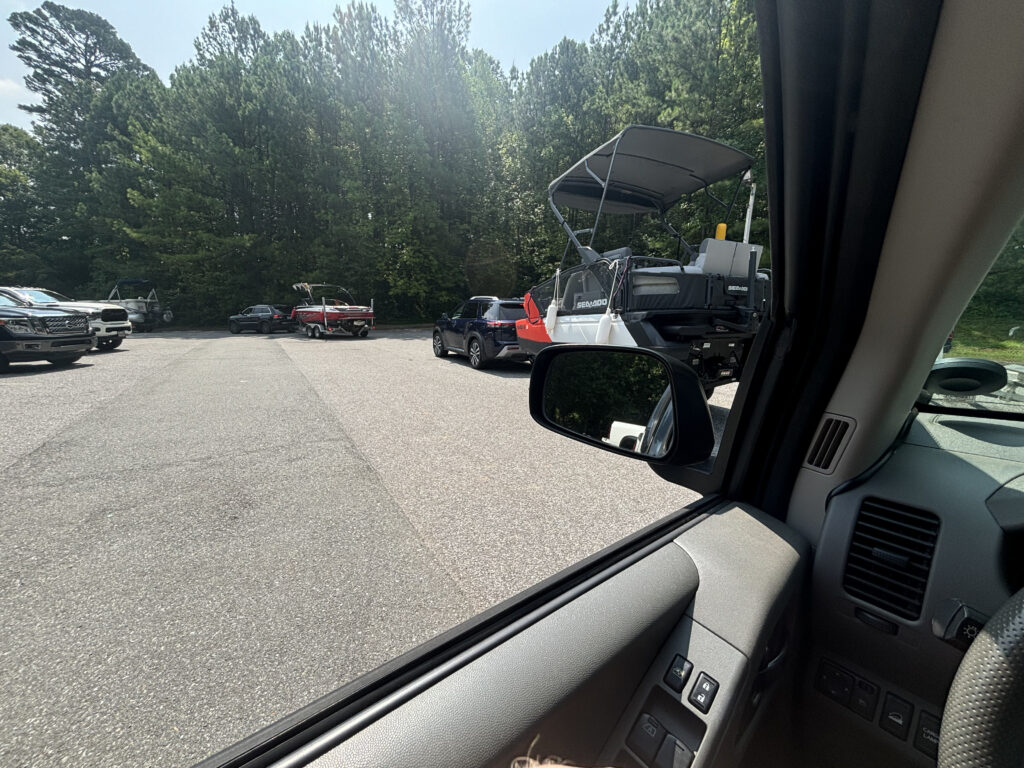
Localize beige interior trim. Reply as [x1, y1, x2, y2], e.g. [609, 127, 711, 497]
[788, 0, 1024, 542]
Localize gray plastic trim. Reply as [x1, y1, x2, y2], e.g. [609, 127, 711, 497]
[304, 542, 699, 768]
[677, 503, 807, 658]
[986, 474, 1024, 532]
[599, 503, 808, 768]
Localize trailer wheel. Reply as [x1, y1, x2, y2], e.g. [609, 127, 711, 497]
[313, 326, 323, 339]
[304, 325, 312, 338]
[358, 328, 369, 338]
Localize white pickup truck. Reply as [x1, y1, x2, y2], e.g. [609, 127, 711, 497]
[0, 286, 133, 350]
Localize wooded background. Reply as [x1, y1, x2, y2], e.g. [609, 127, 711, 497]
[2, 0, 1019, 337]
[1, 0, 765, 324]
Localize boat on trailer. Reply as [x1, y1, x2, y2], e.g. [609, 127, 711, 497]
[291, 283, 375, 338]
[516, 124, 770, 396]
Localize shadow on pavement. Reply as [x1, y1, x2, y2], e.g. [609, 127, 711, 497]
[1, 360, 95, 377]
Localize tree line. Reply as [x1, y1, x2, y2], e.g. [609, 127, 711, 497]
[1, 0, 765, 325]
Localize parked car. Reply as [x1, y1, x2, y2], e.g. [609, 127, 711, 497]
[0, 292, 95, 371]
[228, 305, 298, 334]
[0, 286, 132, 350]
[432, 296, 529, 369]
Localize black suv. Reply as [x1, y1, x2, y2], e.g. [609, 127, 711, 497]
[228, 305, 297, 334]
[432, 296, 528, 369]
[0, 292, 95, 371]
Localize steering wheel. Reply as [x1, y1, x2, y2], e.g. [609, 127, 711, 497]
[939, 588, 1024, 767]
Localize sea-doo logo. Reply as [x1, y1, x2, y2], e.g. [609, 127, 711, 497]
[574, 293, 608, 310]
[726, 283, 749, 294]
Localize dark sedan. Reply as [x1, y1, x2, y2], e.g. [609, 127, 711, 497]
[228, 305, 297, 334]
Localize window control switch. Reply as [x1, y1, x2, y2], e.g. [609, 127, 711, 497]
[626, 713, 666, 765]
[664, 655, 694, 693]
[654, 735, 695, 768]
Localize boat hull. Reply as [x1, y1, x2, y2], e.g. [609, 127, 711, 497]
[293, 305, 375, 336]
[293, 306, 374, 324]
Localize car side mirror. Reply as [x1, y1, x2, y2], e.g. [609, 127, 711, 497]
[529, 345, 714, 465]
[441, 313, 449, 321]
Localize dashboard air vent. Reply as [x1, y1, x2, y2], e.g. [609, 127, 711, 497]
[843, 499, 940, 621]
[805, 414, 855, 473]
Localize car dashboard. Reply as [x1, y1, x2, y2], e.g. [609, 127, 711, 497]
[802, 410, 1024, 766]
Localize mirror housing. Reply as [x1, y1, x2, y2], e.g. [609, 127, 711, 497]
[441, 313, 449, 321]
[529, 345, 715, 465]
[923, 357, 1007, 398]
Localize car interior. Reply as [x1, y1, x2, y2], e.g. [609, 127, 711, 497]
[196, 1, 1024, 767]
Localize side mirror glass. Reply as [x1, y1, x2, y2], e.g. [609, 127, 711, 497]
[441, 313, 449, 321]
[530, 346, 714, 464]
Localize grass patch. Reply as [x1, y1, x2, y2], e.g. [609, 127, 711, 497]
[951, 311, 1024, 366]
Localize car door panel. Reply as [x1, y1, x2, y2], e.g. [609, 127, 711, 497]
[300, 504, 805, 768]
[444, 303, 466, 349]
[305, 540, 698, 768]
[452, 302, 477, 352]
[598, 504, 807, 768]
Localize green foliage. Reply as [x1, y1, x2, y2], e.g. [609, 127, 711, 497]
[951, 219, 1024, 365]
[8, 1, 144, 113]
[4, 0, 775, 324]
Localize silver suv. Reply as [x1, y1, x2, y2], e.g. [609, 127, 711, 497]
[0, 287, 132, 350]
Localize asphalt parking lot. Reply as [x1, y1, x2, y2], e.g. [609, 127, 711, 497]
[0, 330, 732, 768]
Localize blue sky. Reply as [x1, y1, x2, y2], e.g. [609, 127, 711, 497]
[1, 0, 613, 130]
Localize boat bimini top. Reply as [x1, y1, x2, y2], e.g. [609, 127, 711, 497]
[547, 125, 754, 263]
[292, 283, 357, 305]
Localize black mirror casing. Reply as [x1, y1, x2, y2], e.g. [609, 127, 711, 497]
[923, 357, 1008, 398]
[529, 345, 715, 466]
